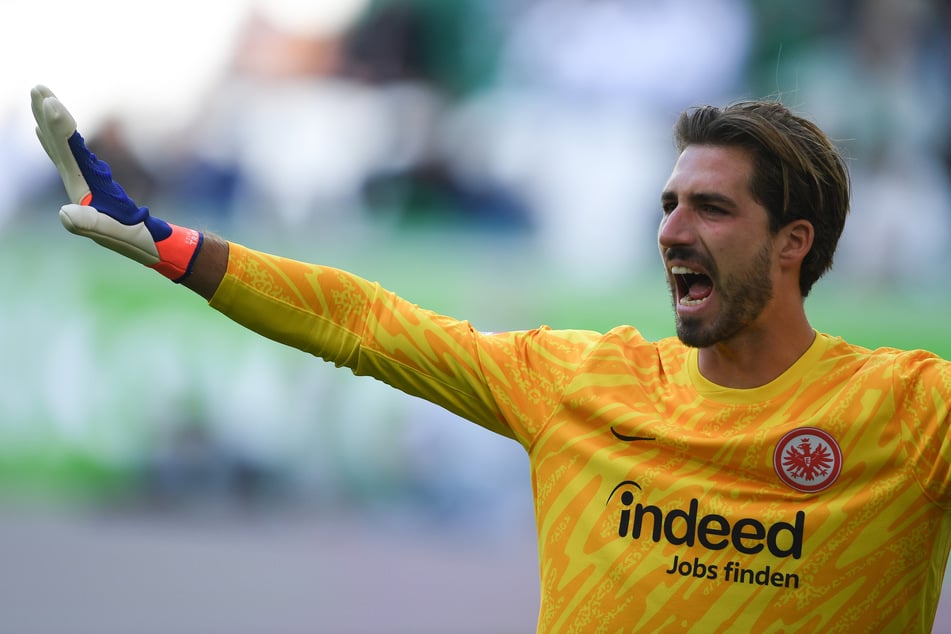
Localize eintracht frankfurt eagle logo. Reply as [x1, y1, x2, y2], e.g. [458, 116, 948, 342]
[773, 427, 842, 493]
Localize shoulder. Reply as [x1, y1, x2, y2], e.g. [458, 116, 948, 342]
[598, 326, 691, 368]
[496, 326, 691, 376]
[513, 325, 683, 356]
[818, 333, 950, 387]
[599, 325, 681, 350]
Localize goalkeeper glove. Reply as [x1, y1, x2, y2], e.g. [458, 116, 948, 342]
[31, 84, 202, 282]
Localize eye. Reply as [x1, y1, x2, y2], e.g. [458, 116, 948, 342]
[661, 201, 677, 216]
[701, 204, 726, 216]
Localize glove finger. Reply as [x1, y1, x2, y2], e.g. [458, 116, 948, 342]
[29, 85, 56, 133]
[30, 87, 56, 160]
[34, 125, 55, 161]
[31, 85, 73, 163]
[59, 204, 160, 265]
[31, 86, 92, 206]
[41, 100, 92, 206]
[30, 86, 65, 166]
[30, 84, 55, 106]
[40, 95, 78, 139]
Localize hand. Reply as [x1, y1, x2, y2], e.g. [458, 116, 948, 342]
[31, 84, 202, 282]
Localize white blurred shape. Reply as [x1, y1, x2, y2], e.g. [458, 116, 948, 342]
[2, 0, 251, 135]
[251, 0, 370, 36]
[219, 78, 392, 225]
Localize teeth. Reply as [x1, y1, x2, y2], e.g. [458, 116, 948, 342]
[671, 265, 701, 275]
[679, 296, 707, 306]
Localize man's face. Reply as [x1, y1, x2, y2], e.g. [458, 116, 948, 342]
[658, 145, 776, 348]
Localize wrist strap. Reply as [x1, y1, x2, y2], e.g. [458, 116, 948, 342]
[150, 224, 203, 282]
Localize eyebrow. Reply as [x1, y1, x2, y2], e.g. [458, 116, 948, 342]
[661, 190, 739, 209]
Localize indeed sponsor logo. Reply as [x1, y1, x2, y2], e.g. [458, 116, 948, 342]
[608, 485, 805, 559]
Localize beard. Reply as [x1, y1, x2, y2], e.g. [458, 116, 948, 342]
[671, 241, 774, 348]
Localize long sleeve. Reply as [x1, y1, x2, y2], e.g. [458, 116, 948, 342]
[208, 243, 597, 445]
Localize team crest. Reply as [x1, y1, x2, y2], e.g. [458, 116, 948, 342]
[773, 427, 842, 493]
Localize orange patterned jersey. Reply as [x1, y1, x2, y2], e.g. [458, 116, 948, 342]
[211, 243, 951, 633]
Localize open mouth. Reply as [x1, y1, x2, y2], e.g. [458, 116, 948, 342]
[672, 266, 714, 306]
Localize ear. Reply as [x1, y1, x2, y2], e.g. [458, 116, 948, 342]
[777, 219, 814, 268]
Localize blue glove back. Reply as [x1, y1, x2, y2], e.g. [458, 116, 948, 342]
[67, 131, 172, 242]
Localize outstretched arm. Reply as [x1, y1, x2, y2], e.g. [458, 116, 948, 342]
[31, 84, 226, 300]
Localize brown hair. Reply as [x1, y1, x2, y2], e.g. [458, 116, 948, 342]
[673, 101, 850, 297]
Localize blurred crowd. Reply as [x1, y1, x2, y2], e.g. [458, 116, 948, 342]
[9, 0, 951, 288]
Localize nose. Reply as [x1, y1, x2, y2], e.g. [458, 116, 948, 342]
[658, 205, 694, 250]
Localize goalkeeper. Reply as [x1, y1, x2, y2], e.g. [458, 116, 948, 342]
[31, 85, 951, 632]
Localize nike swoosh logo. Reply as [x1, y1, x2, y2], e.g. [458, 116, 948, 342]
[611, 427, 656, 442]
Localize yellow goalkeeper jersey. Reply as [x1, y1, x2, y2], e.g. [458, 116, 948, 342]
[210, 243, 951, 633]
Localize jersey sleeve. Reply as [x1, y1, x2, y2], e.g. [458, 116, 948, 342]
[207, 243, 600, 446]
[894, 350, 951, 506]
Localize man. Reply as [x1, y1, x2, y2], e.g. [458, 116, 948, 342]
[31, 84, 951, 632]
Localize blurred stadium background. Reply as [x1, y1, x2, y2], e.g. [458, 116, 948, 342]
[2, 0, 951, 632]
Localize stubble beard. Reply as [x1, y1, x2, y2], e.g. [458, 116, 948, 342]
[672, 242, 775, 348]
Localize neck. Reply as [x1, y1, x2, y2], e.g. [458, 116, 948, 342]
[697, 309, 815, 389]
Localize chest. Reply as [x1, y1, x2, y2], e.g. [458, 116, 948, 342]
[529, 376, 905, 538]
